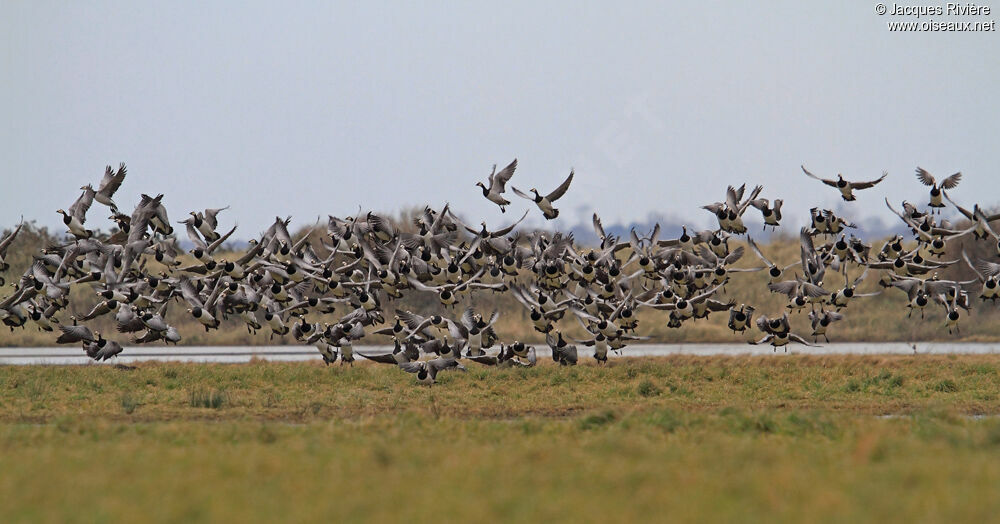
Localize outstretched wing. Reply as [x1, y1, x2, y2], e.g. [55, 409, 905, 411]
[915, 167, 936, 186]
[746, 237, 774, 267]
[492, 159, 517, 192]
[490, 210, 529, 237]
[593, 213, 607, 240]
[68, 187, 95, 224]
[99, 163, 127, 198]
[510, 186, 534, 200]
[545, 170, 574, 202]
[801, 165, 837, 187]
[0, 218, 24, 254]
[788, 333, 819, 347]
[851, 171, 887, 190]
[941, 172, 962, 190]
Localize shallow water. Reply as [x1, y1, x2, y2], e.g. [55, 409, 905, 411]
[0, 342, 997, 365]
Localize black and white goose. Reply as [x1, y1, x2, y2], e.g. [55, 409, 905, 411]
[829, 268, 880, 310]
[511, 169, 574, 220]
[768, 276, 830, 313]
[57, 205, 91, 239]
[748, 197, 783, 230]
[750, 314, 816, 351]
[399, 357, 465, 385]
[546, 331, 578, 366]
[263, 308, 289, 338]
[915, 167, 961, 212]
[747, 237, 799, 283]
[94, 163, 127, 211]
[475, 159, 518, 212]
[801, 165, 887, 201]
[727, 304, 755, 333]
[962, 250, 1000, 302]
[890, 277, 931, 318]
[576, 332, 610, 363]
[942, 192, 1000, 241]
[808, 309, 844, 343]
[939, 286, 963, 335]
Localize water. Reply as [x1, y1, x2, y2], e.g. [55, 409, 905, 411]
[0, 342, 997, 365]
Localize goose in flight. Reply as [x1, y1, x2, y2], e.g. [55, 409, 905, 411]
[748, 197, 783, 230]
[915, 167, 961, 211]
[475, 159, 518, 213]
[93, 163, 127, 211]
[512, 169, 574, 219]
[750, 314, 817, 350]
[801, 165, 887, 201]
[809, 309, 844, 343]
[399, 357, 466, 385]
[0, 218, 24, 278]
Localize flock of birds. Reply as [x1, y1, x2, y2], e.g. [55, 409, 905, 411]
[1, 161, 999, 384]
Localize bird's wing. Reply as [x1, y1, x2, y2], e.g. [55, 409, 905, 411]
[801, 165, 836, 187]
[977, 259, 1000, 278]
[466, 354, 499, 366]
[915, 167, 936, 186]
[427, 357, 462, 372]
[358, 352, 399, 365]
[99, 163, 127, 198]
[57, 324, 94, 343]
[788, 333, 819, 346]
[545, 170, 574, 202]
[961, 250, 985, 282]
[941, 172, 962, 190]
[68, 187, 95, 224]
[885, 198, 918, 229]
[768, 280, 799, 297]
[178, 277, 204, 309]
[851, 171, 888, 190]
[398, 361, 423, 374]
[940, 191, 972, 219]
[0, 219, 24, 254]
[203, 205, 230, 229]
[460, 307, 477, 331]
[592, 213, 607, 240]
[746, 237, 774, 267]
[800, 282, 830, 298]
[205, 224, 238, 254]
[184, 221, 208, 250]
[490, 209, 529, 237]
[510, 186, 534, 200]
[492, 159, 517, 193]
[725, 185, 741, 211]
[850, 267, 870, 288]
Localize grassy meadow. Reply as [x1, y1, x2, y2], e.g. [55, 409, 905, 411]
[3, 355, 1000, 522]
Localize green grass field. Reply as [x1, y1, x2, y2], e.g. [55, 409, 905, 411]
[3, 355, 1000, 522]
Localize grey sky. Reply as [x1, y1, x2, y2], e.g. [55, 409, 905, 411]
[3, 1, 999, 236]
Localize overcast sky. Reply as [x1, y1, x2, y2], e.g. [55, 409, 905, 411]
[3, 2, 999, 236]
